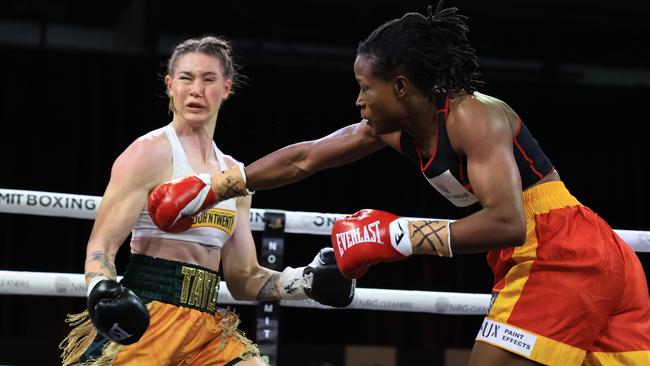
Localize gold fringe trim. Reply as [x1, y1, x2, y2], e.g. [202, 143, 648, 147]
[59, 310, 124, 366]
[75, 342, 123, 366]
[218, 308, 267, 365]
[60, 311, 96, 365]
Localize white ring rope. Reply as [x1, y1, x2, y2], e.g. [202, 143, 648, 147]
[0, 188, 648, 315]
[1, 188, 649, 251]
[0, 270, 490, 315]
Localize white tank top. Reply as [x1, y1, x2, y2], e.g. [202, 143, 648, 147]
[131, 125, 238, 248]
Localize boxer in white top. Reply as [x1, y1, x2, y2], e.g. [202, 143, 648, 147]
[61, 35, 354, 366]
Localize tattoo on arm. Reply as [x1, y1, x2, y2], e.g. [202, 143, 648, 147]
[256, 273, 280, 301]
[84, 271, 109, 283]
[87, 250, 117, 278]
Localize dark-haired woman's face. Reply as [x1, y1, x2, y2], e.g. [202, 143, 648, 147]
[354, 54, 406, 134]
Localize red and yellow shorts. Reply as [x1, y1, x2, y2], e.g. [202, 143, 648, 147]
[477, 181, 650, 365]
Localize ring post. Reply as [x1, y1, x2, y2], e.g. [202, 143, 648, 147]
[256, 211, 286, 366]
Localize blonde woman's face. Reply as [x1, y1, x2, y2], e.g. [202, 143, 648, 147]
[165, 52, 231, 126]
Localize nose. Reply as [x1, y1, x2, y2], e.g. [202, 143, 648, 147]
[355, 92, 365, 108]
[190, 80, 203, 97]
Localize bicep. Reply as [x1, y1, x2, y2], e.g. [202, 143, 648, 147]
[88, 174, 149, 252]
[454, 111, 522, 211]
[466, 140, 521, 210]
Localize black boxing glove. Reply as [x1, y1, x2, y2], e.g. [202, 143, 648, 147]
[277, 248, 355, 307]
[86, 278, 150, 345]
[304, 248, 356, 308]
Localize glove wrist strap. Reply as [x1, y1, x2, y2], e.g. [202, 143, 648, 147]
[86, 275, 110, 297]
[277, 266, 311, 300]
[211, 165, 254, 200]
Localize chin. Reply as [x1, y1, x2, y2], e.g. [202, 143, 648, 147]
[372, 123, 398, 135]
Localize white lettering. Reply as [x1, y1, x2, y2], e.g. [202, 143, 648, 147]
[268, 241, 277, 251]
[475, 319, 536, 357]
[106, 323, 133, 341]
[335, 221, 384, 257]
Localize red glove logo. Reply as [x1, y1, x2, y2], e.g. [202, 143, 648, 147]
[330, 209, 407, 279]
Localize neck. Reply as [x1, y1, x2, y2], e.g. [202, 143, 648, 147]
[402, 96, 439, 156]
[171, 116, 218, 162]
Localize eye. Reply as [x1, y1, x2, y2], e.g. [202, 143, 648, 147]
[179, 76, 191, 80]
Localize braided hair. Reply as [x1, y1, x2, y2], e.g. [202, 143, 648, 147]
[357, 1, 483, 97]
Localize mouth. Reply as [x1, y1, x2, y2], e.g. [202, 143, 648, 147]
[186, 102, 205, 111]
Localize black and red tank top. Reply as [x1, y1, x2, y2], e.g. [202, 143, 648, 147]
[399, 95, 554, 211]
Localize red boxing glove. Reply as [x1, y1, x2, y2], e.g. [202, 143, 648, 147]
[147, 174, 217, 233]
[330, 209, 413, 279]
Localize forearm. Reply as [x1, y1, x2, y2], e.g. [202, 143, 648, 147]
[435, 207, 526, 254]
[228, 265, 310, 302]
[257, 266, 312, 301]
[245, 143, 313, 190]
[84, 243, 118, 286]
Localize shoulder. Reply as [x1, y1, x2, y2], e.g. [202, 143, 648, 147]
[216, 146, 242, 170]
[111, 127, 172, 186]
[447, 92, 511, 153]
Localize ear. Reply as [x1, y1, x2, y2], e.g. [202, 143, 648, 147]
[223, 79, 233, 100]
[394, 75, 408, 99]
[164, 75, 173, 96]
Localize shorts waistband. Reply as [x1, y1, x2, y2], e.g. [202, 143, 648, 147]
[522, 181, 581, 218]
[121, 254, 220, 315]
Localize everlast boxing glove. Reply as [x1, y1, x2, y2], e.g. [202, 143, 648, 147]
[147, 173, 217, 233]
[277, 248, 355, 308]
[87, 278, 150, 345]
[331, 209, 452, 279]
[148, 166, 250, 233]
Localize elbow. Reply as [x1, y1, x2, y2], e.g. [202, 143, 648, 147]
[225, 282, 248, 301]
[486, 207, 526, 249]
[505, 217, 527, 247]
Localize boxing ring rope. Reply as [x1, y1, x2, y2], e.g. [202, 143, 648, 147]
[0, 270, 491, 315]
[1, 188, 649, 317]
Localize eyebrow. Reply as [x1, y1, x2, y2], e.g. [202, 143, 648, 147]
[178, 71, 219, 77]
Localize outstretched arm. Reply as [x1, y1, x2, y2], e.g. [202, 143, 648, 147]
[244, 120, 392, 190]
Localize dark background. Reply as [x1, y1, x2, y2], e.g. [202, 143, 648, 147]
[1, 0, 649, 365]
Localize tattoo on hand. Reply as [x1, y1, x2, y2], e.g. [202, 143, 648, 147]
[257, 273, 280, 301]
[88, 250, 117, 278]
[412, 221, 446, 255]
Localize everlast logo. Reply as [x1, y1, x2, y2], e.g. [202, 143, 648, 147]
[180, 266, 219, 312]
[335, 220, 382, 257]
[192, 208, 236, 234]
